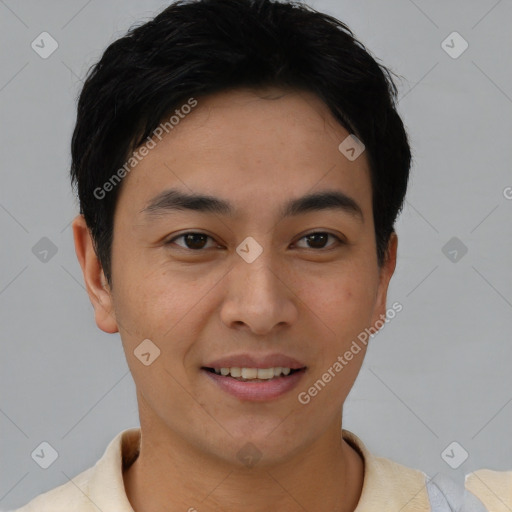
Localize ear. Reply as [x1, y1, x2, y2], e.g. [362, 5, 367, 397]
[370, 231, 398, 328]
[71, 214, 119, 334]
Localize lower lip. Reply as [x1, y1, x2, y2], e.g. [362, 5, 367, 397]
[202, 368, 306, 401]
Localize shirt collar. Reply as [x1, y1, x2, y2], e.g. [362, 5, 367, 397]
[85, 427, 428, 511]
[86, 427, 140, 512]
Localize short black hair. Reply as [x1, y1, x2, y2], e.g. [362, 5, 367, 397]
[70, 0, 411, 289]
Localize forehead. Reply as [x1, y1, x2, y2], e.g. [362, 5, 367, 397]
[116, 87, 372, 223]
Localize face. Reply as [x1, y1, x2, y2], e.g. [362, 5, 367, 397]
[73, 87, 397, 467]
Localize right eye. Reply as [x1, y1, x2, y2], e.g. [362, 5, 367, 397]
[165, 232, 219, 251]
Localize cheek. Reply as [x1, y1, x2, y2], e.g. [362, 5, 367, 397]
[114, 266, 215, 368]
[113, 276, 198, 393]
[113, 260, 181, 327]
[303, 270, 378, 345]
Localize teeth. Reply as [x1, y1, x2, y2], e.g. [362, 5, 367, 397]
[212, 367, 295, 380]
[256, 368, 274, 379]
[242, 368, 258, 379]
[230, 367, 242, 378]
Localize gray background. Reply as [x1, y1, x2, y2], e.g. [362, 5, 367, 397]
[1, 0, 511, 509]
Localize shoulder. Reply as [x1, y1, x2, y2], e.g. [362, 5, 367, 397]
[373, 456, 461, 512]
[465, 469, 512, 511]
[12, 467, 94, 512]
[343, 429, 453, 511]
[12, 428, 138, 512]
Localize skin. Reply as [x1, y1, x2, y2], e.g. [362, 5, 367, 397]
[72, 87, 398, 512]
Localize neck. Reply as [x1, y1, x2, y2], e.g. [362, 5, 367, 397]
[123, 418, 364, 512]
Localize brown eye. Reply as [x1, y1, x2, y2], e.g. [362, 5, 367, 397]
[294, 232, 343, 250]
[167, 232, 215, 250]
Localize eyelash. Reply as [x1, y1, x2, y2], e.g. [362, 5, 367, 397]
[165, 231, 345, 251]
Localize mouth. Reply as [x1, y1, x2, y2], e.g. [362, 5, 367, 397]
[201, 366, 307, 401]
[202, 366, 306, 381]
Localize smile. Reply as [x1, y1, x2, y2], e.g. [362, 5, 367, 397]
[204, 366, 298, 381]
[201, 366, 307, 401]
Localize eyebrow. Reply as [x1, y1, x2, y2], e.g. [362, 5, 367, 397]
[140, 188, 364, 222]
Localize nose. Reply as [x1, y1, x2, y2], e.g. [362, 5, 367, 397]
[219, 249, 299, 336]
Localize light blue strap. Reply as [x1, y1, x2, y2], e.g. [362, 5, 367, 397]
[425, 474, 489, 512]
[426, 476, 457, 511]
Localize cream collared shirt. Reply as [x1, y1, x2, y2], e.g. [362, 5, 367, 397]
[14, 427, 453, 511]
[465, 469, 512, 512]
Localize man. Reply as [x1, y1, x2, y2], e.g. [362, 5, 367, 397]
[14, 0, 460, 510]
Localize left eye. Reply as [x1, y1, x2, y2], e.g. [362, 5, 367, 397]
[293, 232, 342, 250]
[167, 231, 342, 251]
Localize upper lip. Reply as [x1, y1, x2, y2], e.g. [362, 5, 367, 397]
[203, 353, 306, 370]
